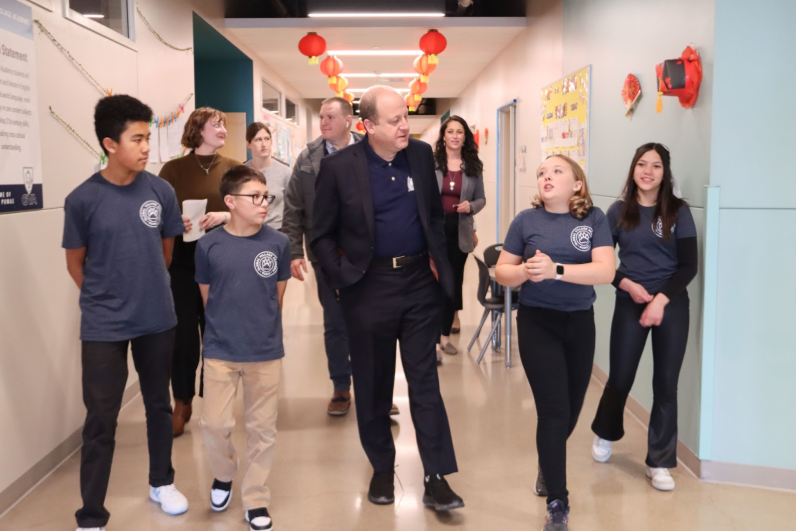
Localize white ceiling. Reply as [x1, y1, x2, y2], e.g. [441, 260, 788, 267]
[225, 18, 526, 100]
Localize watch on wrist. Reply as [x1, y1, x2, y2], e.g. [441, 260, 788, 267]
[555, 263, 564, 280]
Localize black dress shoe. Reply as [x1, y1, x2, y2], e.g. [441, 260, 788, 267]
[422, 474, 464, 511]
[367, 471, 395, 505]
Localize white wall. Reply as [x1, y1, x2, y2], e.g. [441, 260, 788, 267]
[0, 0, 309, 505]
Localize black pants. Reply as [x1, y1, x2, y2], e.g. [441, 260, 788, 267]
[313, 262, 353, 391]
[441, 214, 468, 336]
[339, 259, 457, 476]
[591, 291, 690, 468]
[76, 328, 176, 528]
[169, 264, 205, 401]
[517, 305, 595, 507]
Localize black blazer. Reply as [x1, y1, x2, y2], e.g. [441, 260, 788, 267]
[310, 138, 454, 299]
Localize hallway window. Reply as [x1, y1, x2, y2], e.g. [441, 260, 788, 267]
[285, 98, 298, 124]
[262, 80, 282, 117]
[67, 0, 132, 39]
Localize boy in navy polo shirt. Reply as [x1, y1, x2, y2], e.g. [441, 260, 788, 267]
[62, 95, 189, 531]
[195, 165, 290, 531]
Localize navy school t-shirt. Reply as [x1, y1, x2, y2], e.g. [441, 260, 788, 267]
[608, 201, 697, 296]
[502, 206, 614, 311]
[195, 225, 292, 363]
[62, 171, 185, 341]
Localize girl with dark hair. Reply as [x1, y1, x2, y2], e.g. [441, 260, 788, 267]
[496, 155, 615, 531]
[159, 107, 240, 437]
[244, 122, 291, 230]
[590, 143, 698, 492]
[433, 116, 486, 361]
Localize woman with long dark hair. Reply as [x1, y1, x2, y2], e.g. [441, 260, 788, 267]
[590, 143, 698, 491]
[496, 155, 615, 531]
[433, 116, 486, 361]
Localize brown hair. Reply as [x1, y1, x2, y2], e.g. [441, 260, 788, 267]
[532, 155, 593, 219]
[181, 107, 227, 150]
[321, 97, 353, 117]
[359, 86, 398, 124]
[245, 122, 272, 143]
[220, 165, 266, 199]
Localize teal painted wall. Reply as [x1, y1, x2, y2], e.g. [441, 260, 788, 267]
[706, 0, 796, 469]
[563, 0, 716, 454]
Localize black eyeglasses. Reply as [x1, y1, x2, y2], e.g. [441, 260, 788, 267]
[229, 193, 275, 206]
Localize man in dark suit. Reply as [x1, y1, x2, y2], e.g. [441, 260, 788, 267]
[311, 86, 463, 512]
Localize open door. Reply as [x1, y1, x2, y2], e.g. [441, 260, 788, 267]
[216, 112, 247, 163]
[496, 100, 517, 242]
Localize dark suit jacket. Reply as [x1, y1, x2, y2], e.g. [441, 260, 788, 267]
[310, 138, 454, 299]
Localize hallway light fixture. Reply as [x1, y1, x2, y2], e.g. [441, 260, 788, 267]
[308, 12, 444, 18]
[348, 88, 411, 93]
[344, 73, 416, 78]
[327, 50, 421, 56]
[83, 14, 105, 18]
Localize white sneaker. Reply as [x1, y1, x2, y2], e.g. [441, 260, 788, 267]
[591, 436, 612, 463]
[210, 479, 232, 511]
[76, 528, 106, 531]
[149, 484, 189, 515]
[246, 507, 273, 531]
[646, 466, 675, 491]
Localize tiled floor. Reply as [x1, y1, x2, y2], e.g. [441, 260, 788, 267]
[2, 263, 794, 530]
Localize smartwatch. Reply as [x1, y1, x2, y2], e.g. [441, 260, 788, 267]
[555, 263, 564, 280]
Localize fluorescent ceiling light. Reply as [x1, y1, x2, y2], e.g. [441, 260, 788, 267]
[344, 73, 417, 78]
[83, 14, 105, 18]
[348, 88, 411, 93]
[328, 50, 422, 57]
[309, 12, 444, 18]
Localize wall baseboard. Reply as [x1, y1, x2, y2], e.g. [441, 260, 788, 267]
[591, 364, 701, 478]
[0, 382, 141, 519]
[701, 460, 796, 491]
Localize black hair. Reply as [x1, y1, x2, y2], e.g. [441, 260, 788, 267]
[617, 143, 685, 241]
[94, 95, 153, 155]
[434, 115, 483, 177]
[220, 165, 267, 199]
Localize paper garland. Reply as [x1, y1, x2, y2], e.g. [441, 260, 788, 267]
[136, 3, 193, 53]
[34, 20, 110, 96]
[49, 106, 106, 165]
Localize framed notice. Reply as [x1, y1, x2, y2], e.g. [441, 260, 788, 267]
[540, 66, 590, 176]
[0, 0, 42, 213]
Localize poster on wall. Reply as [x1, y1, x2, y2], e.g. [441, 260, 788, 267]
[0, 0, 42, 213]
[540, 66, 590, 176]
[262, 111, 301, 166]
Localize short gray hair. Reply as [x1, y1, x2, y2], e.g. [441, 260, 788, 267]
[359, 85, 402, 124]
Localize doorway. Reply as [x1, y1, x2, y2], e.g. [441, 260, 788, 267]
[496, 100, 517, 242]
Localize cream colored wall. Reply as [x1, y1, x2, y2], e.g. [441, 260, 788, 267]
[0, 0, 309, 500]
[449, 0, 564, 255]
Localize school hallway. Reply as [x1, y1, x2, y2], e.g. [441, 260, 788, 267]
[1, 262, 792, 531]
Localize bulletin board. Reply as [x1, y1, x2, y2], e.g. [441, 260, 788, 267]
[261, 111, 304, 167]
[540, 65, 590, 175]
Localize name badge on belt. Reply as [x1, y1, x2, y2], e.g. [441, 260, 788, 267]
[407, 176, 415, 192]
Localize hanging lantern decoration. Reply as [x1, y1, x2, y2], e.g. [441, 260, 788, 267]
[320, 55, 343, 84]
[298, 32, 326, 65]
[409, 78, 427, 103]
[356, 121, 365, 133]
[342, 91, 355, 104]
[419, 29, 447, 64]
[413, 54, 436, 83]
[405, 93, 417, 112]
[329, 75, 349, 95]
[655, 45, 702, 113]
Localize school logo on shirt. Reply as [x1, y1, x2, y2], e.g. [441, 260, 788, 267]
[570, 226, 593, 252]
[652, 218, 676, 238]
[139, 200, 162, 228]
[254, 251, 278, 278]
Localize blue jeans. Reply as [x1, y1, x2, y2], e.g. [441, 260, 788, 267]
[312, 262, 352, 391]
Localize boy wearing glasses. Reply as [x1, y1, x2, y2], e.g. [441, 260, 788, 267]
[195, 165, 290, 531]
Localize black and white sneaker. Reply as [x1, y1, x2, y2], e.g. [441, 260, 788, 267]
[367, 471, 395, 505]
[534, 468, 548, 497]
[210, 479, 232, 512]
[543, 499, 569, 531]
[422, 474, 464, 511]
[246, 507, 273, 531]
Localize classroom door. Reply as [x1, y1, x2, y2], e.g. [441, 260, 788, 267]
[217, 112, 248, 162]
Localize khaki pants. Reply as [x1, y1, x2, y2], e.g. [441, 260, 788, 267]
[200, 357, 281, 510]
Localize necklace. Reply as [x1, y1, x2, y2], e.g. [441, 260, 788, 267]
[195, 152, 218, 175]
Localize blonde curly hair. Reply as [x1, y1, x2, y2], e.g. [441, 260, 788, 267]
[531, 154, 593, 220]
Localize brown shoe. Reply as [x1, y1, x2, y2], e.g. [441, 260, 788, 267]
[173, 399, 186, 437]
[390, 403, 400, 416]
[327, 390, 351, 416]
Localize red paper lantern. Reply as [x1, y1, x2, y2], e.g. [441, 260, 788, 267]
[655, 45, 702, 112]
[409, 79, 427, 102]
[413, 54, 436, 83]
[329, 75, 349, 94]
[298, 32, 326, 65]
[356, 121, 365, 132]
[342, 91, 355, 104]
[419, 29, 447, 64]
[320, 55, 343, 84]
[405, 93, 417, 112]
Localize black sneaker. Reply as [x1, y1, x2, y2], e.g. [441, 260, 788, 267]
[422, 474, 464, 511]
[210, 479, 232, 512]
[246, 507, 273, 531]
[534, 468, 547, 497]
[367, 471, 395, 505]
[542, 499, 569, 531]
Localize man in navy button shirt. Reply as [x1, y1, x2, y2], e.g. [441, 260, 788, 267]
[311, 86, 463, 512]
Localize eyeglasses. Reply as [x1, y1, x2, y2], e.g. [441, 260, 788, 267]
[229, 193, 275, 206]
